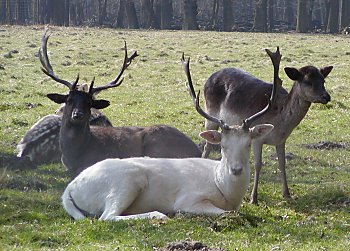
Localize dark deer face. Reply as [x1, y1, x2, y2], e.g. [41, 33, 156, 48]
[47, 91, 109, 124]
[284, 66, 332, 104]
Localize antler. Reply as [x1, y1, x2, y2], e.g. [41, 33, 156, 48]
[265, 46, 282, 105]
[89, 41, 138, 94]
[39, 29, 77, 90]
[181, 53, 230, 130]
[242, 47, 282, 130]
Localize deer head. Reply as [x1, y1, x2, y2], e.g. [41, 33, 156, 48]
[182, 53, 274, 174]
[39, 29, 138, 125]
[284, 65, 332, 104]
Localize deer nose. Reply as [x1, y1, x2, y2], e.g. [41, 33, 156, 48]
[72, 110, 84, 120]
[230, 166, 243, 176]
[322, 92, 331, 104]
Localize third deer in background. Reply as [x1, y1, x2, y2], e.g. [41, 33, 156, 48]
[202, 47, 332, 204]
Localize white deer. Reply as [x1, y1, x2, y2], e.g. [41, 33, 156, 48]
[61, 52, 277, 221]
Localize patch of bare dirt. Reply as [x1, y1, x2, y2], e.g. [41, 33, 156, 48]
[302, 141, 348, 150]
[159, 241, 226, 251]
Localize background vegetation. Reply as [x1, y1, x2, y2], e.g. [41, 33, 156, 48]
[1, 0, 350, 34]
[0, 25, 349, 250]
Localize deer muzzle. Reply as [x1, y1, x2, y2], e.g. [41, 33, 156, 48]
[72, 110, 85, 121]
[321, 92, 331, 104]
[230, 166, 243, 176]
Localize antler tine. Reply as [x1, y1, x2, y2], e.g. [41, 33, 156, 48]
[181, 53, 229, 130]
[242, 47, 282, 130]
[39, 28, 73, 90]
[91, 41, 138, 94]
[265, 46, 282, 105]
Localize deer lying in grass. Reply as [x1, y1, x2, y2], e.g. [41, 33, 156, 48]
[202, 47, 333, 204]
[40, 30, 201, 175]
[60, 53, 275, 221]
[16, 84, 112, 165]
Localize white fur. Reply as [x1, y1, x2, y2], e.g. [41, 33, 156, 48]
[62, 124, 274, 221]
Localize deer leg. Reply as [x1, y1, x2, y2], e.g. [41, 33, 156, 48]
[276, 143, 291, 198]
[202, 119, 220, 158]
[250, 143, 263, 204]
[103, 211, 169, 221]
[99, 184, 143, 221]
[178, 202, 227, 216]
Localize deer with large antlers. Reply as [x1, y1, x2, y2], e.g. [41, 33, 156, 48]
[16, 83, 112, 166]
[39, 30, 201, 175]
[202, 47, 332, 204]
[60, 53, 274, 221]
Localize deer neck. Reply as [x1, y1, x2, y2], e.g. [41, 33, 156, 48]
[214, 152, 250, 210]
[280, 83, 311, 127]
[60, 116, 92, 155]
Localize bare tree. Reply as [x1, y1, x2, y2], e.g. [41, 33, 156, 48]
[253, 0, 268, 32]
[341, 0, 350, 28]
[223, 0, 234, 31]
[296, 0, 309, 32]
[115, 0, 126, 28]
[326, 0, 340, 33]
[125, 0, 139, 29]
[209, 0, 219, 30]
[182, 0, 199, 30]
[140, 0, 158, 29]
[161, 0, 173, 29]
[268, 0, 275, 31]
[283, 0, 295, 25]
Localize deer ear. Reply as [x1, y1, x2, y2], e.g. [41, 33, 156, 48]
[47, 93, 68, 104]
[320, 66, 333, 78]
[250, 124, 274, 139]
[92, 99, 110, 109]
[284, 67, 302, 81]
[199, 130, 221, 144]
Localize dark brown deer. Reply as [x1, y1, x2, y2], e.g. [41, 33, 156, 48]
[202, 47, 332, 204]
[16, 84, 112, 166]
[39, 30, 201, 175]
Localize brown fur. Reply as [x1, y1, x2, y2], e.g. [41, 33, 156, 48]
[203, 65, 332, 203]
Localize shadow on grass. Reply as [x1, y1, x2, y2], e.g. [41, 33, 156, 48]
[0, 151, 69, 192]
[287, 186, 350, 214]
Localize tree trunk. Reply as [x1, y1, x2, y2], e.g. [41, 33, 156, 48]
[154, 0, 161, 28]
[253, 0, 267, 32]
[161, 0, 172, 29]
[70, 1, 77, 26]
[64, 0, 70, 26]
[76, 0, 84, 26]
[98, 0, 108, 25]
[308, 0, 315, 31]
[125, 0, 139, 29]
[140, 0, 158, 29]
[182, 0, 198, 30]
[0, 0, 7, 24]
[283, 0, 294, 25]
[209, 0, 219, 30]
[116, 0, 126, 28]
[52, 0, 65, 25]
[326, 0, 340, 33]
[296, 0, 309, 32]
[268, 0, 275, 31]
[341, 0, 350, 28]
[223, 0, 233, 31]
[45, 0, 53, 23]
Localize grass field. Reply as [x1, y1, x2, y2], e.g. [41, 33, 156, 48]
[0, 25, 349, 250]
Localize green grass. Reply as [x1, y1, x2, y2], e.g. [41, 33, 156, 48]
[0, 26, 349, 250]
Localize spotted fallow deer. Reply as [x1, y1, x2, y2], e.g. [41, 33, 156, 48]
[39, 30, 201, 175]
[60, 54, 274, 221]
[202, 47, 332, 204]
